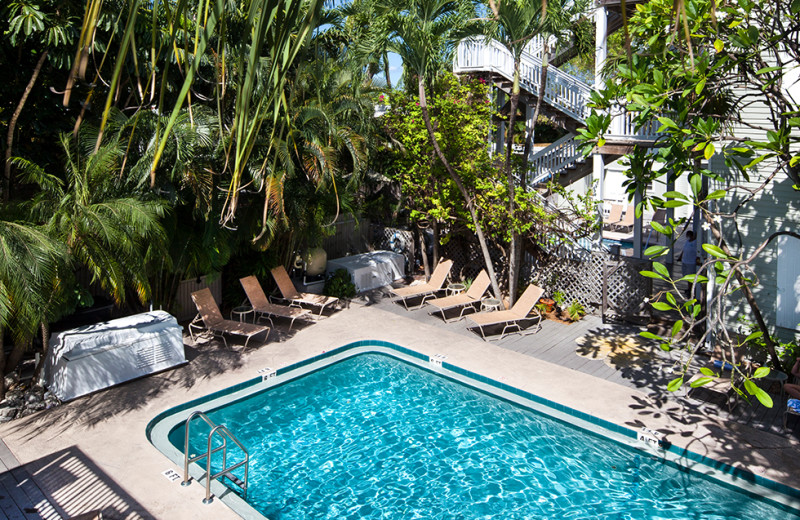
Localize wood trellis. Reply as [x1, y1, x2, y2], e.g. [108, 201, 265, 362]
[528, 249, 652, 320]
[602, 254, 653, 322]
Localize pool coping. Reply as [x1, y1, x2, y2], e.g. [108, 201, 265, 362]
[147, 340, 800, 519]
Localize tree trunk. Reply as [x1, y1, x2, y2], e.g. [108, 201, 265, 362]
[0, 327, 5, 401]
[5, 343, 26, 377]
[417, 75, 503, 299]
[418, 225, 430, 278]
[383, 51, 392, 90]
[504, 59, 522, 305]
[530, 47, 550, 163]
[432, 221, 440, 266]
[33, 321, 49, 383]
[704, 212, 784, 372]
[4, 50, 49, 203]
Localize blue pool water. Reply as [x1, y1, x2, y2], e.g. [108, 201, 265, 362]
[169, 354, 800, 519]
[602, 238, 634, 249]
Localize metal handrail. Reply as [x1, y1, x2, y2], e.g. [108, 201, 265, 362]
[181, 411, 250, 505]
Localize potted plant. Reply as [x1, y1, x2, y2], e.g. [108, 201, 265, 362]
[323, 269, 357, 300]
[566, 300, 586, 322]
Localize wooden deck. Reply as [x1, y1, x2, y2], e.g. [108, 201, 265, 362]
[0, 440, 62, 520]
[371, 285, 800, 439]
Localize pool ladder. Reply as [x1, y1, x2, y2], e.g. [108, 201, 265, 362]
[181, 411, 250, 504]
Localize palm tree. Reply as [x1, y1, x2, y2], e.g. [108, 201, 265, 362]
[490, 0, 542, 305]
[2, 0, 79, 202]
[387, 0, 504, 299]
[0, 216, 67, 398]
[63, 0, 322, 229]
[13, 133, 166, 307]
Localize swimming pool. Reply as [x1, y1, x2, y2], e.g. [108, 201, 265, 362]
[147, 342, 800, 519]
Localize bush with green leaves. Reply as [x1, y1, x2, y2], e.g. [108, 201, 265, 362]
[566, 300, 586, 322]
[577, 0, 800, 408]
[324, 269, 356, 300]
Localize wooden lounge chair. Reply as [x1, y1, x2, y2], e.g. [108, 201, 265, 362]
[426, 270, 491, 322]
[466, 284, 545, 341]
[189, 288, 270, 348]
[390, 259, 454, 310]
[613, 205, 636, 233]
[270, 265, 339, 317]
[240, 275, 313, 330]
[603, 203, 624, 231]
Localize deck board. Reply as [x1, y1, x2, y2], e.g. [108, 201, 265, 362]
[0, 441, 63, 520]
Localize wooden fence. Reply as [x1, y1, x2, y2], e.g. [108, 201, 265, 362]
[173, 274, 222, 322]
[320, 215, 372, 259]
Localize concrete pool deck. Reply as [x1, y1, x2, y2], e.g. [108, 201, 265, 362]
[0, 301, 798, 519]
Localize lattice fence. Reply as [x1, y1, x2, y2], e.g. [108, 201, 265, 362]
[602, 255, 653, 321]
[528, 250, 602, 312]
[440, 234, 505, 284]
[369, 224, 652, 320]
[527, 250, 652, 319]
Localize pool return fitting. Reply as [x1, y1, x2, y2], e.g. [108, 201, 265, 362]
[182, 411, 250, 504]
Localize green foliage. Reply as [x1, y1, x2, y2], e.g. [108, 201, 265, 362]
[552, 291, 566, 307]
[566, 300, 585, 322]
[13, 133, 167, 306]
[578, 0, 800, 404]
[384, 73, 497, 226]
[324, 268, 356, 299]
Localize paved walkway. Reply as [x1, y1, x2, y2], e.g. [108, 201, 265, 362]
[0, 294, 797, 518]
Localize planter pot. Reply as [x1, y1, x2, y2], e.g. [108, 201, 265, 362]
[538, 298, 555, 313]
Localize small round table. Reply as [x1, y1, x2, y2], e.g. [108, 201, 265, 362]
[447, 283, 466, 296]
[230, 305, 254, 323]
[760, 370, 788, 401]
[481, 298, 502, 312]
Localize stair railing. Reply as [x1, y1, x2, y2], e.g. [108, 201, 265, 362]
[527, 133, 584, 186]
[455, 38, 592, 123]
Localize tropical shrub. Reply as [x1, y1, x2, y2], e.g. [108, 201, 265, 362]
[324, 268, 356, 299]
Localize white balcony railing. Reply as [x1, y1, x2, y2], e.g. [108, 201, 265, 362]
[606, 108, 663, 141]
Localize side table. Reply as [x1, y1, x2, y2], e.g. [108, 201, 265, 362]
[231, 305, 254, 323]
[760, 370, 788, 402]
[447, 283, 466, 296]
[481, 298, 502, 312]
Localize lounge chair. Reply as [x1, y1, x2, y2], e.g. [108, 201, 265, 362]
[603, 203, 624, 231]
[270, 266, 339, 317]
[189, 288, 270, 348]
[240, 275, 313, 330]
[613, 205, 636, 233]
[390, 259, 454, 310]
[466, 284, 545, 341]
[426, 269, 491, 322]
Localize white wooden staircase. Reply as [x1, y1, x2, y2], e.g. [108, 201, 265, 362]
[453, 35, 660, 189]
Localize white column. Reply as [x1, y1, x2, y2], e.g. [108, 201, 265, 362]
[525, 103, 535, 185]
[595, 6, 608, 88]
[594, 5, 608, 236]
[633, 190, 643, 258]
[666, 179, 675, 268]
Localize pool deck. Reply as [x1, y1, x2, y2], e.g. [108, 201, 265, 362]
[0, 296, 798, 519]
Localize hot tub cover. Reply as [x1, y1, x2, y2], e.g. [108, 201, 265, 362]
[43, 311, 186, 401]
